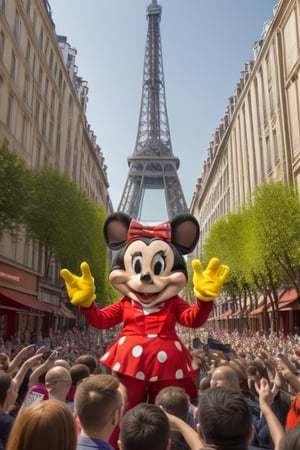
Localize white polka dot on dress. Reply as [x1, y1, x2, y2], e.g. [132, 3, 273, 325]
[132, 345, 143, 357]
[136, 371, 145, 380]
[157, 351, 167, 363]
[118, 336, 126, 345]
[149, 376, 158, 382]
[101, 352, 109, 361]
[175, 369, 183, 379]
[113, 362, 121, 371]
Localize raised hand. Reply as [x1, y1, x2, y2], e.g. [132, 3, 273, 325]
[192, 258, 229, 302]
[60, 261, 96, 308]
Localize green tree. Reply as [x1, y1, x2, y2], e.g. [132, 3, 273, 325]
[0, 147, 32, 235]
[202, 181, 300, 333]
[252, 181, 300, 294]
[24, 166, 115, 306]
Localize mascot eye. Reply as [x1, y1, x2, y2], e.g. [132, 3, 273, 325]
[153, 252, 166, 275]
[132, 254, 143, 274]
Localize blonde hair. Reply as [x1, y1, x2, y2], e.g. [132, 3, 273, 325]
[6, 400, 77, 450]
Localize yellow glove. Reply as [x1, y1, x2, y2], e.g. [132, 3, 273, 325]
[60, 261, 96, 308]
[192, 258, 229, 302]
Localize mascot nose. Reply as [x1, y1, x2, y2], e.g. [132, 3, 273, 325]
[140, 272, 151, 282]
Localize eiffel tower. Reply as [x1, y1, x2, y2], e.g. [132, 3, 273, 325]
[118, 0, 188, 222]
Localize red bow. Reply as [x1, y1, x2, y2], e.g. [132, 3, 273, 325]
[127, 220, 171, 243]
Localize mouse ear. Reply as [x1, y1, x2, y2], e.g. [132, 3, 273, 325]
[170, 214, 200, 255]
[103, 213, 132, 250]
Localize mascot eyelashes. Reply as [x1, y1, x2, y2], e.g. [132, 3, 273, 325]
[61, 212, 229, 410]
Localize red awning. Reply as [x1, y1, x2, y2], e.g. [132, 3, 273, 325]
[266, 290, 299, 312]
[49, 305, 65, 316]
[279, 289, 298, 303]
[60, 304, 77, 319]
[249, 305, 265, 316]
[216, 309, 233, 319]
[0, 287, 53, 313]
[49, 304, 76, 319]
[278, 299, 299, 311]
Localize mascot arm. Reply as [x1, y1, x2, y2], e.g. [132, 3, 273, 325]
[175, 296, 213, 328]
[60, 261, 96, 308]
[192, 258, 229, 302]
[80, 301, 124, 329]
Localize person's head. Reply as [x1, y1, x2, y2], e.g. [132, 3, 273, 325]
[75, 374, 125, 438]
[6, 399, 77, 450]
[279, 421, 300, 450]
[247, 360, 269, 385]
[210, 365, 240, 389]
[45, 366, 72, 401]
[53, 359, 71, 371]
[119, 403, 171, 450]
[70, 363, 90, 386]
[197, 387, 253, 450]
[199, 376, 211, 393]
[155, 386, 189, 422]
[74, 354, 98, 374]
[228, 359, 254, 397]
[0, 372, 18, 410]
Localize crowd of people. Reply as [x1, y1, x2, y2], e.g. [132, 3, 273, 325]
[0, 325, 300, 450]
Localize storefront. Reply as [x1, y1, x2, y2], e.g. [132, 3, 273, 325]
[0, 261, 53, 341]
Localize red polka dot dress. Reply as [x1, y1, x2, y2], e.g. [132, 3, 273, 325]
[81, 295, 212, 382]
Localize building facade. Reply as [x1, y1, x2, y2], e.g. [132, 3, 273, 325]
[0, 0, 113, 340]
[190, 0, 300, 332]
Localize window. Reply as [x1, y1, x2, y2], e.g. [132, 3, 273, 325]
[48, 120, 53, 145]
[23, 75, 29, 103]
[10, 51, 17, 81]
[21, 115, 28, 148]
[49, 49, 53, 71]
[44, 77, 48, 99]
[26, 0, 31, 17]
[0, 0, 6, 14]
[58, 69, 62, 90]
[6, 93, 13, 129]
[35, 98, 40, 124]
[39, 28, 43, 50]
[32, 10, 37, 31]
[50, 88, 55, 111]
[45, 36, 49, 56]
[0, 31, 4, 61]
[38, 64, 43, 85]
[14, 10, 21, 42]
[35, 140, 41, 169]
[42, 110, 47, 137]
[32, 53, 36, 75]
[25, 39, 31, 64]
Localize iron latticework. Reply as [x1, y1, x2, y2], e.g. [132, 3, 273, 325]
[118, 0, 188, 221]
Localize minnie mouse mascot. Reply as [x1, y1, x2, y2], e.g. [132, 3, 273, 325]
[61, 212, 229, 442]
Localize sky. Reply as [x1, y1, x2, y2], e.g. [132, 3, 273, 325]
[49, 0, 277, 213]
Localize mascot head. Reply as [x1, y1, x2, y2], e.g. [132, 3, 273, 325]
[103, 213, 199, 308]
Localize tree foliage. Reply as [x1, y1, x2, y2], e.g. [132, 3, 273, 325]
[202, 181, 300, 332]
[0, 150, 119, 307]
[0, 147, 32, 235]
[24, 167, 112, 301]
[251, 181, 300, 292]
